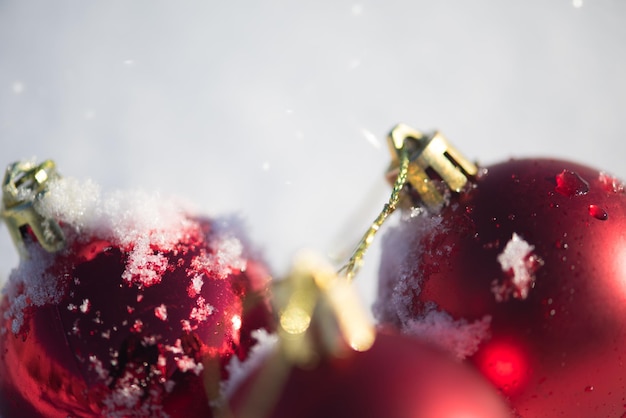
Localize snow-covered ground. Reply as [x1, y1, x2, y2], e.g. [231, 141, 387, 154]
[1, 0, 625, 311]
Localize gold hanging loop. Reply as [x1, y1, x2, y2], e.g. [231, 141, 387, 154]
[340, 123, 478, 281]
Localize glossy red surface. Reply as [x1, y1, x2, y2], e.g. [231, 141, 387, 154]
[229, 332, 512, 418]
[0, 216, 273, 417]
[377, 159, 626, 417]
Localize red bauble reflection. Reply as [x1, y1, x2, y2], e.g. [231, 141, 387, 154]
[376, 159, 626, 417]
[473, 338, 529, 394]
[229, 332, 512, 418]
[0, 216, 273, 418]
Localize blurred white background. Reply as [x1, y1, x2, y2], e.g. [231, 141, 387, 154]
[1, 0, 625, 308]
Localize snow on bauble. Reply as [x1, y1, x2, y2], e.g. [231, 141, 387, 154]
[376, 158, 626, 417]
[0, 172, 273, 417]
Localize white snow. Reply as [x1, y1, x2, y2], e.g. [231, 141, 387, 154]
[375, 211, 492, 359]
[493, 233, 542, 302]
[599, 172, 625, 193]
[1, 173, 253, 334]
[188, 296, 215, 329]
[190, 234, 247, 281]
[79, 298, 91, 313]
[175, 355, 204, 375]
[101, 370, 170, 418]
[35, 177, 196, 250]
[130, 319, 143, 333]
[121, 237, 169, 288]
[154, 304, 168, 321]
[373, 211, 444, 325]
[164, 339, 184, 355]
[89, 355, 110, 381]
[221, 329, 278, 400]
[403, 307, 492, 360]
[231, 314, 242, 331]
[187, 274, 205, 297]
[2, 245, 60, 333]
[34, 176, 199, 289]
[180, 319, 192, 333]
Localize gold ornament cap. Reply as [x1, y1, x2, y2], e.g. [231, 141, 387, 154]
[1, 159, 65, 257]
[224, 251, 375, 418]
[386, 123, 478, 209]
[275, 250, 376, 366]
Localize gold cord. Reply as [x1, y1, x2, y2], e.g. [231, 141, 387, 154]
[339, 143, 409, 282]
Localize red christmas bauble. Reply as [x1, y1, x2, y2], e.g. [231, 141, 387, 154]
[229, 331, 512, 418]
[0, 180, 273, 417]
[376, 158, 626, 416]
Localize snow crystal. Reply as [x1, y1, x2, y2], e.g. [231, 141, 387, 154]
[216, 236, 246, 271]
[92, 311, 103, 324]
[79, 298, 91, 313]
[33, 176, 199, 289]
[130, 319, 143, 333]
[165, 339, 184, 355]
[231, 314, 242, 331]
[2, 245, 60, 333]
[154, 304, 168, 321]
[187, 274, 204, 297]
[34, 176, 101, 229]
[493, 233, 542, 302]
[190, 235, 247, 280]
[101, 371, 145, 410]
[403, 307, 491, 360]
[71, 319, 80, 335]
[157, 355, 167, 368]
[599, 171, 625, 193]
[373, 212, 444, 326]
[372, 209, 493, 360]
[175, 355, 204, 375]
[89, 355, 110, 381]
[188, 296, 215, 329]
[101, 370, 169, 418]
[221, 329, 278, 400]
[121, 237, 169, 288]
[35, 177, 195, 249]
[180, 319, 192, 333]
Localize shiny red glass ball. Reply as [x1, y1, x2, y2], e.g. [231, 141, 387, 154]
[0, 216, 273, 417]
[376, 158, 626, 417]
[229, 332, 512, 418]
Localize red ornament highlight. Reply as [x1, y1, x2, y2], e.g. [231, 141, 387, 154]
[376, 156, 626, 417]
[229, 332, 512, 418]
[473, 338, 529, 395]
